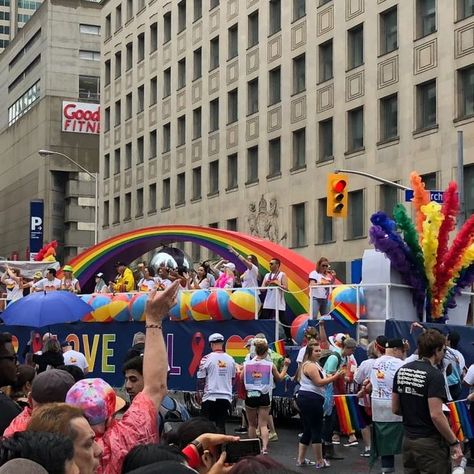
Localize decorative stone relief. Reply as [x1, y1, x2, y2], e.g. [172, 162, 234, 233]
[114, 78, 121, 96]
[104, 86, 111, 104]
[192, 22, 202, 44]
[209, 9, 220, 33]
[209, 70, 220, 94]
[137, 164, 144, 184]
[414, 38, 438, 75]
[227, 124, 239, 149]
[125, 170, 132, 188]
[148, 160, 157, 179]
[125, 70, 133, 89]
[137, 62, 145, 82]
[149, 105, 157, 126]
[137, 112, 144, 133]
[162, 98, 171, 120]
[150, 52, 157, 73]
[378, 55, 399, 89]
[163, 43, 171, 64]
[455, 22, 474, 58]
[247, 0, 258, 8]
[192, 80, 202, 104]
[247, 49, 259, 74]
[317, 5, 334, 37]
[208, 133, 219, 156]
[104, 180, 110, 195]
[114, 126, 121, 144]
[177, 32, 186, 55]
[104, 132, 110, 150]
[346, 70, 365, 101]
[246, 116, 259, 141]
[192, 141, 202, 162]
[247, 195, 279, 242]
[227, 60, 239, 85]
[227, 0, 238, 20]
[291, 96, 307, 123]
[125, 121, 132, 139]
[177, 90, 186, 112]
[177, 148, 186, 168]
[317, 83, 334, 112]
[345, 0, 364, 21]
[162, 154, 171, 174]
[291, 21, 306, 50]
[114, 176, 121, 193]
[267, 106, 282, 133]
[268, 35, 282, 63]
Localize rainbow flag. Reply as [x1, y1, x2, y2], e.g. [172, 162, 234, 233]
[334, 395, 366, 435]
[272, 339, 286, 357]
[447, 400, 474, 442]
[329, 302, 359, 328]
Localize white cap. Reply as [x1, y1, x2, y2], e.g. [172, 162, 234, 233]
[329, 333, 346, 346]
[222, 262, 236, 271]
[96, 272, 104, 278]
[209, 333, 225, 343]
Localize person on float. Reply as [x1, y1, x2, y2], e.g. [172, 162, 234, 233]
[93, 273, 109, 293]
[1, 265, 24, 304]
[211, 261, 235, 289]
[308, 257, 336, 319]
[24, 271, 43, 294]
[138, 267, 157, 292]
[155, 266, 173, 290]
[61, 265, 81, 293]
[34, 268, 61, 292]
[109, 262, 135, 293]
[227, 246, 260, 291]
[188, 265, 210, 290]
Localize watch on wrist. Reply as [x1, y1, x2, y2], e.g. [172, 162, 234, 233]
[191, 439, 204, 455]
[449, 440, 460, 447]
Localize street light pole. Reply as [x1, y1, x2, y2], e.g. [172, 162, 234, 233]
[334, 169, 411, 191]
[38, 149, 98, 245]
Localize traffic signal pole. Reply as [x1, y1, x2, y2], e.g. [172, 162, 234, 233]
[334, 169, 410, 191]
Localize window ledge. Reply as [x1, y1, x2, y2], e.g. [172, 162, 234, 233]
[268, 101, 281, 108]
[290, 164, 307, 175]
[246, 43, 259, 52]
[191, 196, 202, 203]
[266, 172, 282, 181]
[192, 136, 202, 142]
[317, 77, 334, 86]
[315, 240, 336, 246]
[135, 213, 144, 219]
[346, 63, 364, 73]
[225, 186, 238, 193]
[175, 201, 185, 208]
[192, 76, 202, 83]
[207, 191, 219, 198]
[104, 35, 112, 44]
[291, 15, 306, 25]
[344, 147, 365, 158]
[114, 26, 123, 34]
[247, 110, 259, 118]
[267, 29, 282, 39]
[376, 136, 400, 149]
[343, 235, 367, 242]
[245, 179, 259, 187]
[289, 244, 308, 249]
[316, 157, 334, 166]
[414, 31, 437, 43]
[147, 210, 157, 216]
[136, 6, 146, 15]
[149, 155, 157, 160]
[454, 114, 474, 126]
[227, 120, 238, 126]
[193, 17, 203, 24]
[112, 221, 120, 226]
[413, 124, 439, 138]
[317, 1, 333, 9]
[125, 18, 133, 27]
[123, 217, 132, 223]
[161, 206, 171, 211]
[377, 48, 398, 59]
[455, 13, 474, 24]
[102, 224, 110, 229]
[291, 89, 306, 98]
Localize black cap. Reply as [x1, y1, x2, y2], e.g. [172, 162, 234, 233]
[386, 338, 404, 349]
[376, 335, 388, 347]
[115, 261, 126, 267]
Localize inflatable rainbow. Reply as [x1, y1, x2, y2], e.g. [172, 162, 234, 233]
[67, 226, 314, 317]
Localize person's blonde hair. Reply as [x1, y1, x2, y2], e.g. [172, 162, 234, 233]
[254, 338, 269, 356]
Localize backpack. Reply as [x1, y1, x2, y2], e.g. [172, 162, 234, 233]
[319, 350, 342, 371]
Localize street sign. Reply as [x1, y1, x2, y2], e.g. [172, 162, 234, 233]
[405, 190, 444, 204]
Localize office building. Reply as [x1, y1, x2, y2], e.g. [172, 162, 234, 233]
[0, 0, 101, 261]
[100, 0, 474, 276]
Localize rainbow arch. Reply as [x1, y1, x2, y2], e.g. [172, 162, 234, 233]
[68, 225, 314, 317]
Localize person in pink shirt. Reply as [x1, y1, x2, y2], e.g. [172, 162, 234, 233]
[66, 281, 180, 474]
[212, 261, 235, 289]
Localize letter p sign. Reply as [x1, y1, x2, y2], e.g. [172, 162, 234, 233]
[31, 216, 42, 231]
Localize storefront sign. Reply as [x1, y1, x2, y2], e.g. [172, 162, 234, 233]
[62, 101, 100, 134]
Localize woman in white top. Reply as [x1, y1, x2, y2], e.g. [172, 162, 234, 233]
[188, 265, 210, 290]
[1, 266, 24, 304]
[308, 257, 336, 318]
[296, 342, 344, 468]
[137, 267, 157, 292]
[227, 246, 260, 290]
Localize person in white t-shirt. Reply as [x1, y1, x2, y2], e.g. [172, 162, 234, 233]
[61, 341, 89, 375]
[1, 266, 24, 304]
[308, 258, 336, 319]
[61, 265, 81, 293]
[33, 268, 61, 292]
[197, 333, 236, 434]
[137, 267, 158, 292]
[227, 247, 260, 291]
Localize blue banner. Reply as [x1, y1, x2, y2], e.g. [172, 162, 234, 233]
[29, 200, 44, 255]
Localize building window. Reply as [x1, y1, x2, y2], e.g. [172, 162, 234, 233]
[126, 0, 133, 21]
[209, 160, 219, 195]
[227, 153, 238, 190]
[209, 98, 219, 132]
[210, 0, 219, 9]
[348, 107, 364, 152]
[380, 94, 398, 141]
[227, 218, 237, 231]
[269, 67, 281, 105]
[457, 0, 474, 20]
[150, 77, 157, 105]
[194, 0, 202, 20]
[292, 203, 306, 247]
[178, 58, 186, 89]
[178, 0, 186, 33]
[268, 137, 281, 177]
[115, 4, 122, 31]
[293, 0, 305, 20]
[103, 200, 109, 227]
[114, 148, 121, 174]
[137, 33, 145, 63]
[105, 60, 111, 86]
[247, 79, 258, 115]
[347, 190, 364, 238]
[228, 24, 238, 59]
[318, 199, 333, 244]
[416, 0, 436, 38]
[124, 193, 131, 220]
[149, 183, 157, 213]
[163, 123, 171, 152]
[193, 107, 202, 139]
[420, 172, 437, 190]
[113, 197, 120, 223]
[464, 165, 474, 217]
[79, 75, 100, 100]
[177, 116, 186, 146]
[292, 128, 306, 169]
[8, 81, 40, 126]
[137, 85, 144, 113]
[150, 23, 158, 52]
[227, 89, 238, 124]
[163, 68, 171, 97]
[416, 80, 436, 130]
[269, 0, 281, 35]
[125, 42, 133, 70]
[125, 142, 132, 169]
[79, 50, 100, 61]
[137, 136, 144, 164]
[319, 118, 333, 162]
[293, 54, 305, 94]
[104, 154, 110, 179]
[104, 107, 110, 131]
[126, 92, 132, 119]
[177, 173, 185, 205]
[80, 24, 100, 35]
[192, 167, 201, 200]
[193, 48, 202, 79]
[162, 178, 170, 209]
[136, 188, 144, 217]
[247, 146, 258, 184]
[248, 11, 259, 48]
[210, 36, 219, 70]
[458, 65, 474, 118]
[150, 130, 157, 158]
[348, 24, 363, 70]
[380, 7, 397, 55]
[114, 51, 121, 79]
[114, 100, 121, 126]
[192, 243, 201, 262]
[164, 12, 171, 43]
[319, 39, 333, 82]
[105, 14, 111, 38]
[379, 184, 398, 218]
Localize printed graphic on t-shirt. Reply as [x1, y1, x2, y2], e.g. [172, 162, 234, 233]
[244, 363, 271, 387]
[395, 367, 427, 396]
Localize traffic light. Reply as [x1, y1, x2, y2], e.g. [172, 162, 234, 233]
[327, 173, 348, 217]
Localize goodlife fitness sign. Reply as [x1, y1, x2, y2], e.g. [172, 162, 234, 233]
[62, 101, 100, 134]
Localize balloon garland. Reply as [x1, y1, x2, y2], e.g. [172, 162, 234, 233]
[369, 172, 474, 321]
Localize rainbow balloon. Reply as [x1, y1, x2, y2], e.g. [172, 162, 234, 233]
[67, 226, 314, 319]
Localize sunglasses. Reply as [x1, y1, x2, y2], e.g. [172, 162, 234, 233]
[269, 261, 277, 265]
[321, 264, 329, 267]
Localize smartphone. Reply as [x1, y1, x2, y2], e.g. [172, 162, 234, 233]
[223, 439, 261, 463]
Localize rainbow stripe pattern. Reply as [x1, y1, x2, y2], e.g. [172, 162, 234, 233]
[334, 395, 366, 434]
[272, 339, 286, 357]
[447, 400, 473, 442]
[68, 225, 314, 318]
[329, 302, 359, 328]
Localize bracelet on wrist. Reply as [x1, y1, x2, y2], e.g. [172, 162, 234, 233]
[449, 440, 460, 447]
[145, 323, 162, 329]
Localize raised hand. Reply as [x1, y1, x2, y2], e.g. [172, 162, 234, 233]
[145, 280, 180, 323]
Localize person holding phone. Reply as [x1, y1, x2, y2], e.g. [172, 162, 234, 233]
[308, 258, 336, 319]
[243, 338, 290, 455]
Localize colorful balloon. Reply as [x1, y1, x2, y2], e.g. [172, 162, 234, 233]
[228, 289, 260, 320]
[89, 294, 113, 322]
[189, 290, 211, 321]
[291, 313, 309, 345]
[129, 293, 148, 322]
[80, 294, 95, 322]
[169, 290, 191, 321]
[207, 290, 232, 321]
[109, 294, 131, 322]
[329, 286, 367, 318]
